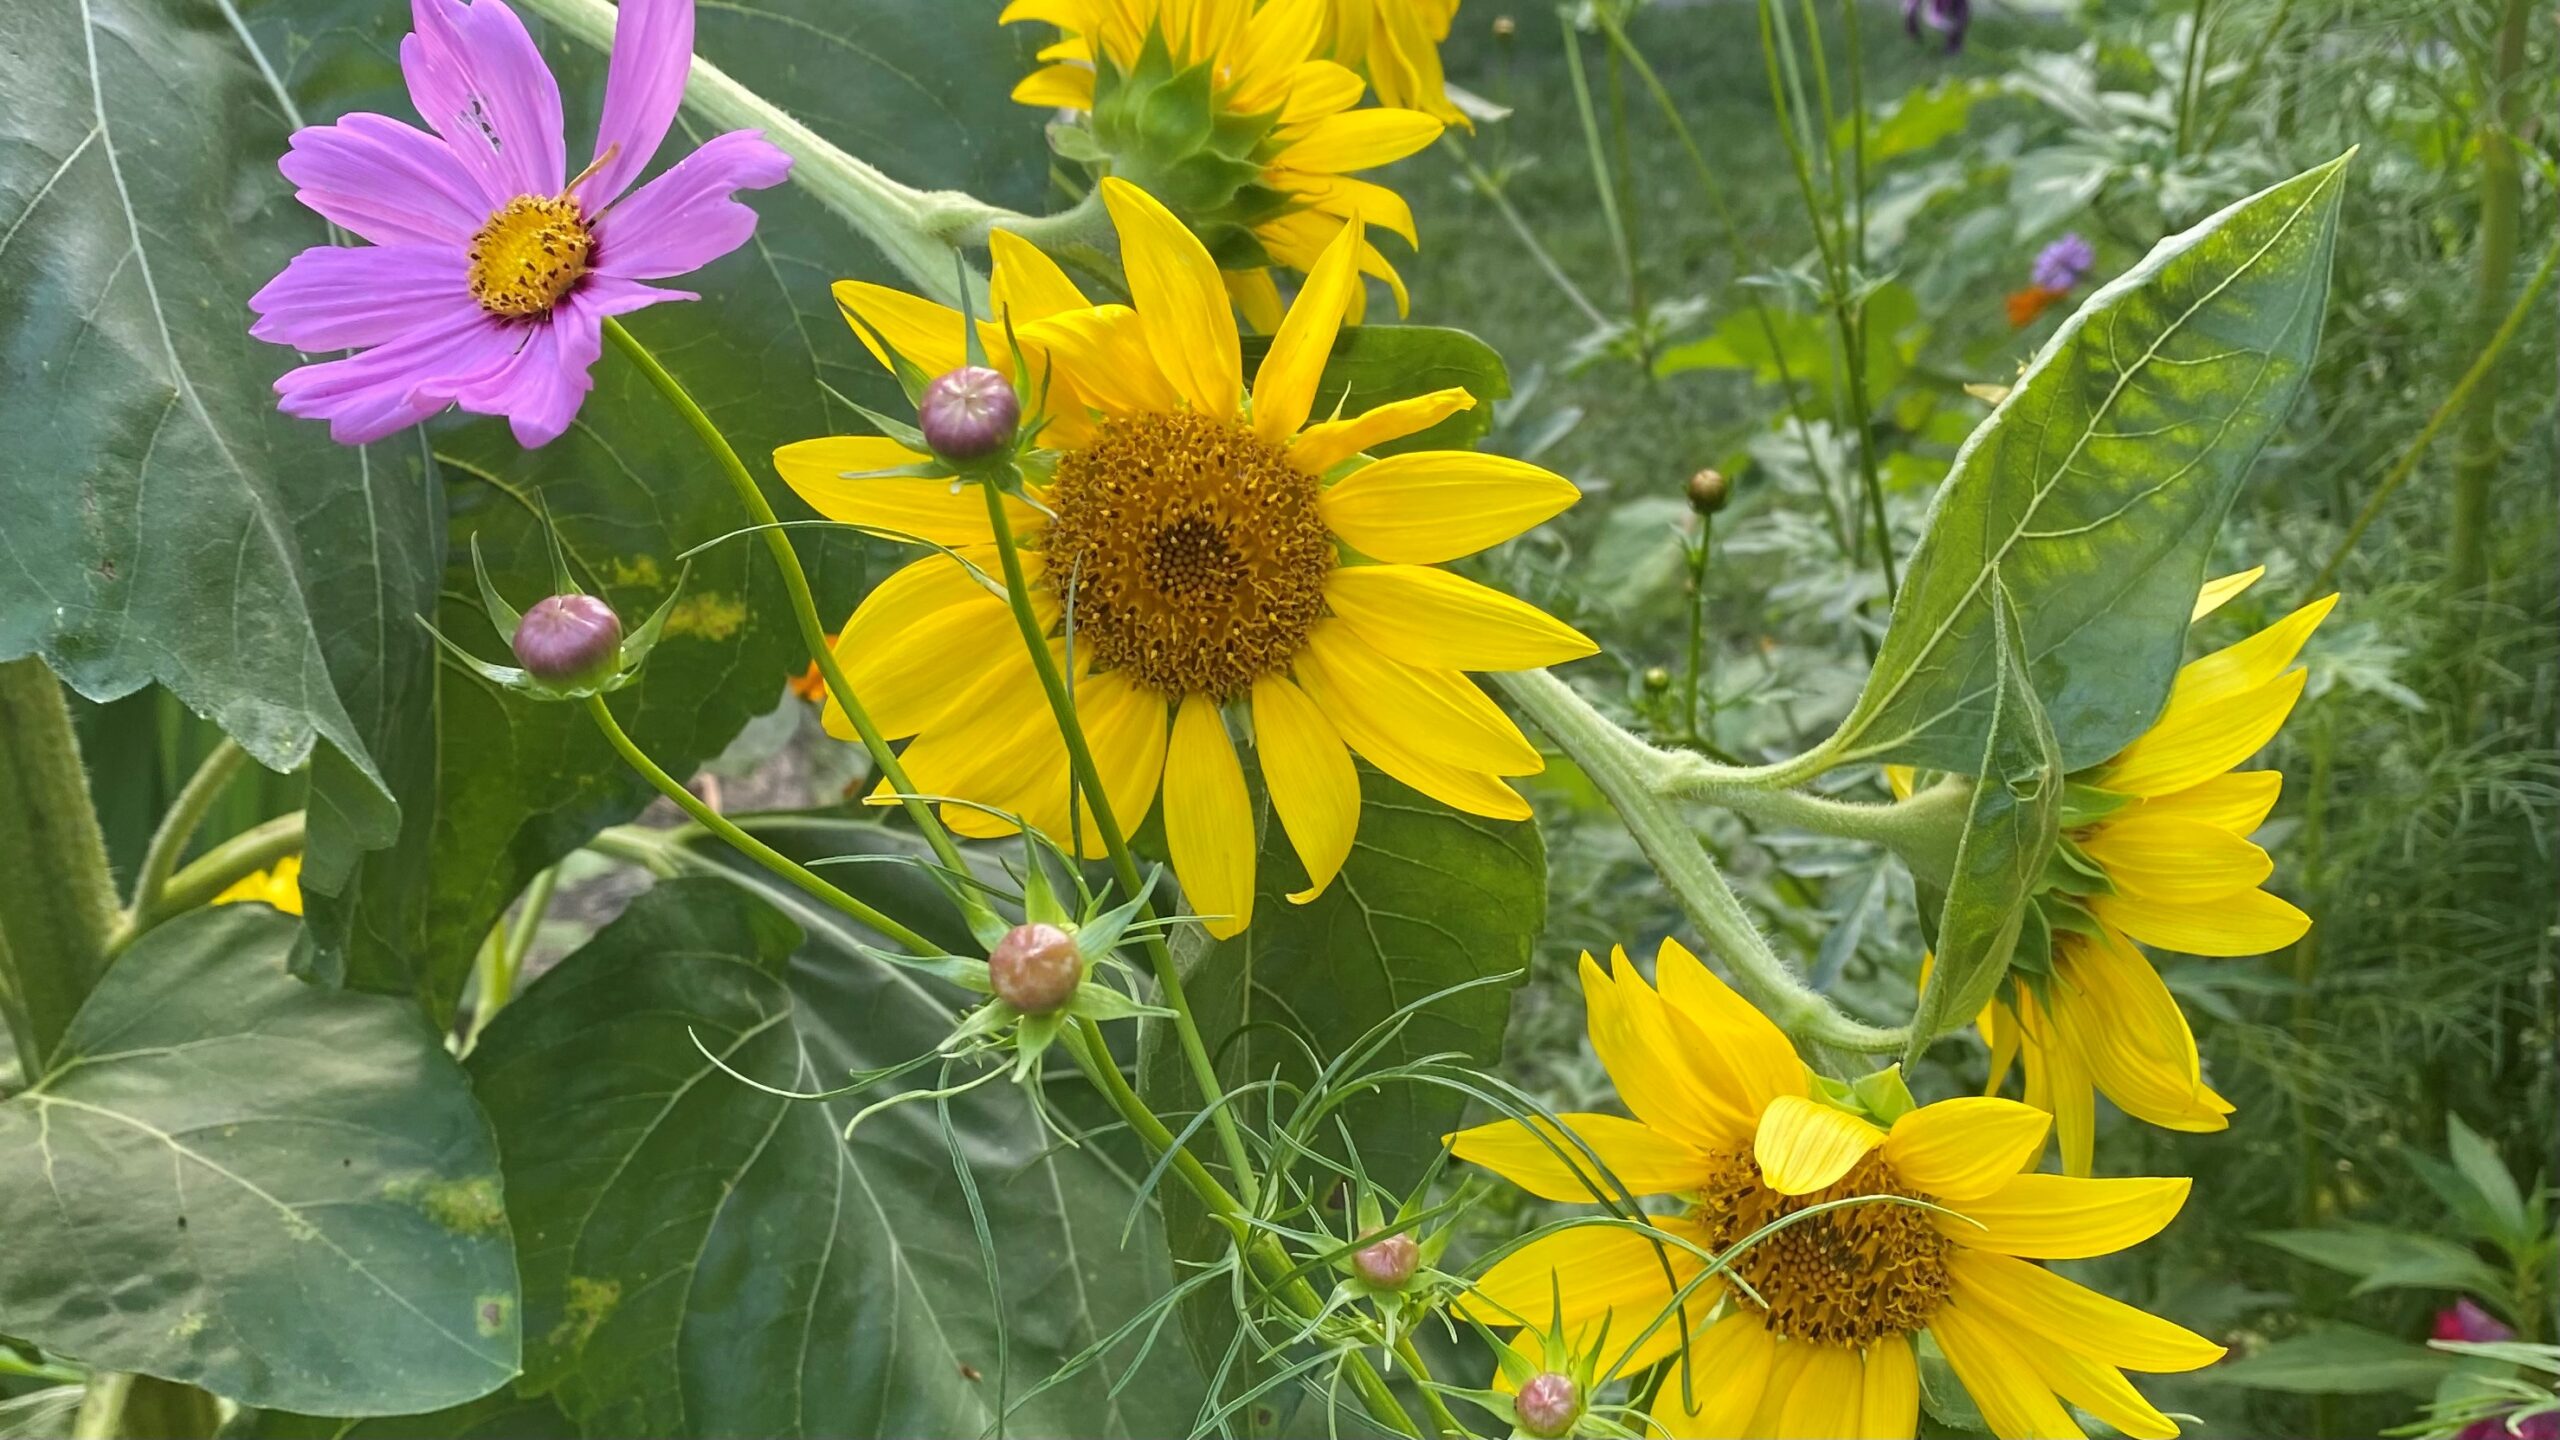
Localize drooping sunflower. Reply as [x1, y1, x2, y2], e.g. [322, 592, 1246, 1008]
[1915, 569, 2335, 1173]
[1450, 938, 2226, 1440]
[1318, 0, 1467, 128]
[213, 855, 305, 917]
[774, 179, 1590, 938]
[1003, 0, 1443, 328]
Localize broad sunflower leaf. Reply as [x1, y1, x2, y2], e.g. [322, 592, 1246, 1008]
[1240, 325, 1510, 455]
[0, 905, 518, 1415]
[465, 867, 1202, 1438]
[241, 1391, 576, 1440]
[1821, 152, 2350, 774]
[1903, 586, 2062, 1066]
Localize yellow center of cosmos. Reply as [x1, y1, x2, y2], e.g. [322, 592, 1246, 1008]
[466, 195, 594, 318]
[1043, 413, 1333, 700]
[1694, 1150, 1952, 1347]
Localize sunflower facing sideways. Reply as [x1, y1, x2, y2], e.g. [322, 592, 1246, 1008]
[774, 179, 1591, 938]
[1449, 938, 2227, 1440]
[1003, 0, 1443, 329]
[1318, 0, 1468, 128]
[1906, 568, 2335, 1174]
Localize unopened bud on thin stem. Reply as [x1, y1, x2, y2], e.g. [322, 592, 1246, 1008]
[1514, 1372, 1579, 1439]
[990, 922, 1080, 1014]
[512, 594, 622, 688]
[1352, 1232, 1419, 1289]
[1686, 467, 1730, 516]
[920, 365, 1020, 462]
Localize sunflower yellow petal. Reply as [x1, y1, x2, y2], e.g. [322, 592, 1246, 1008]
[2088, 883, 2310, 957]
[2134, 768, 2282, 835]
[1076, 670, 1170, 856]
[772, 441, 1030, 546]
[1290, 389, 1476, 473]
[1448, 1113, 1717, 1202]
[2028, 1345, 2181, 1440]
[1463, 1218, 1715, 1381]
[988, 228, 1091, 324]
[824, 551, 1034, 740]
[1754, 1095, 1886, 1196]
[1100, 177, 1241, 419]
[1274, 59, 1365, 124]
[1226, 0, 1326, 98]
[2048, 929, 2231, 1133]
[2084, 812, 2274, 903]
[1882, 1097, 2051, 1201]
[2018, 993, 2097, 1176]
[1277, 108, 1445, 173]
[1223, 267, 1287, 333]
[1648, 1313, 1775, 1439]
[1745, 1340, 1816, 1433]
[1776, 1344, 1868, 1439]
[1164, 694, 1254, 938]
[1580, 951, 1758, 1149]
[1325, 565, 1597, 672]
[1295, 621, 1542, 774]
[1252, 216, 1364, 443]
[1012, 62, 1096, 110]
[1650, 938, 1809, 1113]
[1320, 452, 1579, 563]
[2164, 592, 2338, 714]
[1942, 1174, 2191, 1258]
[1947, 1249, 2227, 1373]
[2102, 665, 2310, 798]
[1252, 674, 1359, 902]
[1282, 173, 1419, 245]
[1860, 1337, 1922, 1439]
[2190, 565, 2265, 621]
[1929, 1300, 2088, 1440]
[876, 646, 1063, 822]
[1015, 303, 1181, 418]
[831, 280, 966, 377]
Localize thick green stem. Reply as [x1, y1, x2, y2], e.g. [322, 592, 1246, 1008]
[466, 865, 557, 1049]
[971, 478, 1263, 1209]
[2443, 0, 2531, 639]
[585, 695, 941, 957]
[112, 739, 247, 949]
[151, 813, 303, 923]
[601, 317, 995, 935]
[0, 658, 120, 1073]
[1496, 670, 1905, 1053]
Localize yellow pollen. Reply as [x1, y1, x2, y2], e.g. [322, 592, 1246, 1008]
[1695, 1150, 1952, 1347]
[1043, 413, 1333, 700]
[466, 195, 593, 318]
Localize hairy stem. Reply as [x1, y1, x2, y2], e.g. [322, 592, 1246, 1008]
[2443, 0, 2531, 674]
[0, 658, 120, 1072]
[113, 739, 247, 949]
[152, 813, 304, 922]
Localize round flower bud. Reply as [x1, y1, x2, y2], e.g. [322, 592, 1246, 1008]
[1685, 467, 1730, 516]
[1641, 666, 1671, 694]
[920, 365, 1020, 462]
[1513, 1372, 1580, 1439]
[989, 922, 1081, 1014]
[512, 593, 623, 688]
[1492, 13, 1517, 37]
[1352, 1232, 1419, 1290]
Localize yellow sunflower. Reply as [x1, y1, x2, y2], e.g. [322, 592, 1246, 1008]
[774, 179, 1590, 938]
[212, 854, 304, 916]
[1450, 938, 2226, 1440]
[1318, 0, 1467, 129]
[1002, 0, 1443, 329]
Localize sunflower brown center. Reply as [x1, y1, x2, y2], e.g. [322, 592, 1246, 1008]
[1695, 1149, 1952, 1347]
[467, 195, 593, 318]
[1043, 412, 1333, 699]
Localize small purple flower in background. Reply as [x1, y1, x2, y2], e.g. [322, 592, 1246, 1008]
[2032, 232, 2097, 293]
[2435, 1298, 2517, 1344]
[250, 0, 791, 447]
[1902, 0, 1971, 53]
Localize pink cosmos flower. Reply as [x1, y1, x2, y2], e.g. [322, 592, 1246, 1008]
[249, 0, 790, 446]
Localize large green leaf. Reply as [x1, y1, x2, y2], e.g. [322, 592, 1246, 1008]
[233, 0, 1050, 1008]
[1240, 325, 1510, 455]
[1822, 153, 2349, 773]
[0, 906, 518, 1415]
[0, 0, 417, 881]
[2198, 1323, 2456, 1396]
[242, 1391, 576, 1440]
[1902, 590, 2061, 1063]
[466, 870, 1202, 1438]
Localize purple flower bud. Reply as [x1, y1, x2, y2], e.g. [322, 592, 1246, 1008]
[1513, 1372, 1580, 1439]
[920, 366, 1020, 462]
[512, 593, 623, 688]
[990, 922, 1081, 1014]
[1902, 0, 1969, 51]
[1352, 1232, 1419, 1289]
[2032, 233, 2096, 293]
[2434, 1297, 2516, 1344]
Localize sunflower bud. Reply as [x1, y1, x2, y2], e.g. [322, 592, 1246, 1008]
[1352, 1232, 1419, 1289]
[1513, 1372, 1580, 1439]
[512, 593, 623, 689]
[1492, 14, 1517, 37]
[1641, 666, 1671, 694]
[1685, 467, 1730, 516]
[919, 365, 1020, 462]
[989, 922, 1081, 1014]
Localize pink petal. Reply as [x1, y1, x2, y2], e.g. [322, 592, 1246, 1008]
[402, 0, 566, 204]
[591, 130, 789, 281]
[279, 113, 487, 245]
[274, 314, 519, 446]
[447, 309, 606, 447]
[250, 243, 472, 352]
[582, 0, 694, 206]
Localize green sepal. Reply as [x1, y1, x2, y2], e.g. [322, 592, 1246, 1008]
[2057, 780, 2137, 827]
[1065, 985, 1170, 1024]
[1046, 121, 1106, 163]
[2007, 901, 2056, 978]
[614, 559, 693, 673]
[418, 616, 530, 690]
[1848, 1064, 1919, 1125]
[845, 399, 935, 454]
[470, 534, 522, 639]
[2040, 835, 2115, 896]
[2041, 894, 2107, 941]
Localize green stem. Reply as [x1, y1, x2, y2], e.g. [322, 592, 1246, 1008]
[1682, 517, 1712, 742]
[70, 1372, 129, 1440]
[1496, 670, 1905, 1053]
[1560, 16, 1637, 332]
[2194, 0, 2297, 154]
[2443, 0, 2531, 667]
[1438, 136, 1611, 329]
[466, 865, 557, 1049]
[113, 739, 247, 946]
[601, 317, 996, 936]
[152, 813, 304, 922]
[0, 657, 120, 1073]
[971, 477, 1263, 1210]
[2172, 0, 2214, 157]
[584, 695, 941, 957]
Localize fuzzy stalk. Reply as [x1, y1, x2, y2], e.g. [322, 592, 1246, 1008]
[2443, 0, 2532, 636]
[0, 658, 119, 1073]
